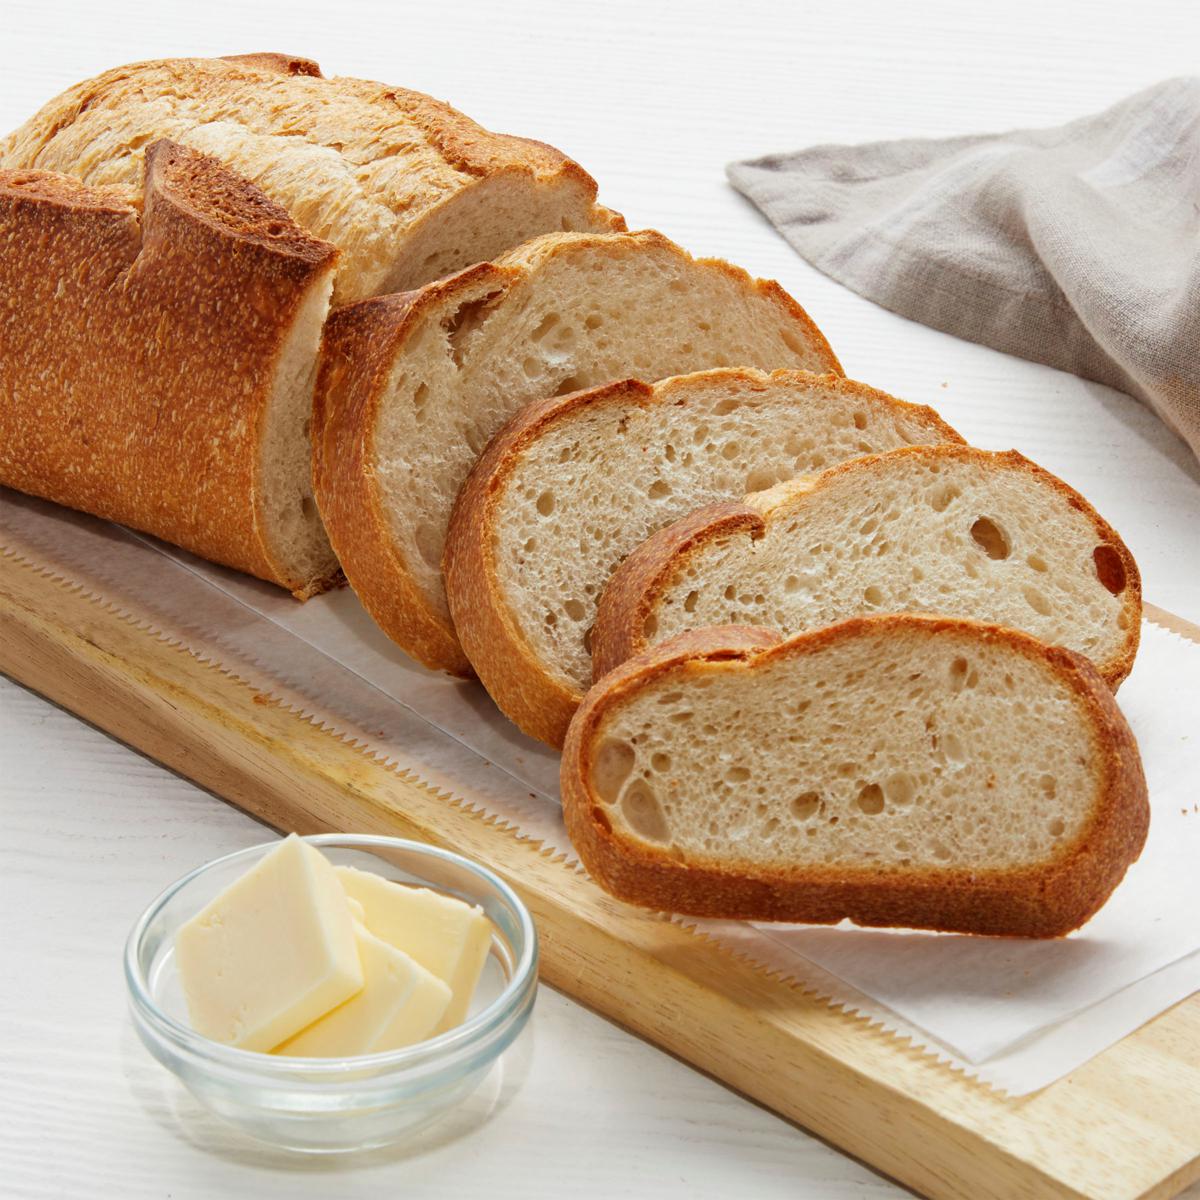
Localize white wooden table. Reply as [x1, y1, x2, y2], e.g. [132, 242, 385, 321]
[3, 1, 1200, 1196]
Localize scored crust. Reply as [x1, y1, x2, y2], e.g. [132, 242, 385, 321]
[0, 139, 339, 596]
[0, 53, 621, 303]
[445, 369, 962, 746]
[592, 445, 1142, 687]
[562, 615, 1149, 936]
[313, 231, 843, 674]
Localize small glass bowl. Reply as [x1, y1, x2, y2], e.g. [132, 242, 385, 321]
[125, 834, 538, 1153]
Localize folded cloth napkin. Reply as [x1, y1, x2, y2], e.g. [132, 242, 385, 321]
[728, 78, 1200, 462]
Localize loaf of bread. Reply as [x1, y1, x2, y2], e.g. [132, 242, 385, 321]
[445, 369, 962, 746]
[562, 616, 1148, 935]
[594, 445, 1141, 687]
[1, 53, 622, 303]
[0, 141, 339, 596]
[314, 230, 842, 674]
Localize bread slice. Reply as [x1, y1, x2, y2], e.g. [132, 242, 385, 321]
[594, 445, 1141, 688]
[445, 369, 962, 747]
[314, 230, 842, 673]
[0, 140, 339, 596]
[0, 53, 621, 304]
[562, 616, 1148, 935]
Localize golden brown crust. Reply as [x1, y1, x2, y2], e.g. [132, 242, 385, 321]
[563, 615, 1149, 937]
[315, 233, 843, 674]
[311, 267, 516, 674]
[593, 444, 1142, 687]
[0, 140, 338, 595]
[445, 379, 655, 743]
[0, 55, 617, 303]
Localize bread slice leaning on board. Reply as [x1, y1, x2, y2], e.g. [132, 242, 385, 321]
[0, 51, 620, 594]
[0, 52, 623, 303]
[593, 445, 1141, 688]
[0, 141, 340, 597]
[445, 368, 964, 747]
[313, 230, 842, 674]
[562, 616, 1149, 936]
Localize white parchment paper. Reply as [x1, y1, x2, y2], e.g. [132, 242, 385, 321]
[4, 487, 1198, 1095]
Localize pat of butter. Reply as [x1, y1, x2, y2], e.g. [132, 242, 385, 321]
[336, 866, 492, 1031]
[276, 924, 451, 1057]
[175, 834, 363, 1052]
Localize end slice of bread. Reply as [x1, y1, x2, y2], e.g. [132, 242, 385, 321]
[314, 230, 842, 673]
[0, 140, 339, 596]
[594, 445, 1141, 687]
[562, 616, 1148, 936]
[445, 368, 962, 747]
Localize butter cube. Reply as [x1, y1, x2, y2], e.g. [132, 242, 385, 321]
[275, 924, 451, 1057]
[176, 834, 363, 1053]
[336, 866, 492, 1031]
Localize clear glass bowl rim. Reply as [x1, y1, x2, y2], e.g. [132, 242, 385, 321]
[124, 834, 538, 1086]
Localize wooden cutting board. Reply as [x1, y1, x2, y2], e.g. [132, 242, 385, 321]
[2, 545, 1198, 1200]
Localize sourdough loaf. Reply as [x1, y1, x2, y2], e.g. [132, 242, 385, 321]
[1, 53, 621, 303]
[314, 230, 842, 674]
[562, 616, 1148, 935]
[593, 445, 1141, 687]
[445, 369, 962, 746]
[0, 141, 338, 595]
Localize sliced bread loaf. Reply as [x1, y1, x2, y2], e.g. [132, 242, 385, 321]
[562, 616, 1148, 935]
[593, 445, 1141, 687]
[1, 53, 621, 303]
[445, 368, 962, 746]
[0, 141, 339, 596]
[314, 230, 842, 673]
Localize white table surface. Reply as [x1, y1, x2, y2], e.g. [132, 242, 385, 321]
[3, 1, 1200, 1196]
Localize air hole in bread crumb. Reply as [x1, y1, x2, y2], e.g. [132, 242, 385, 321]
[1023, 586, 1052, 616]
[692, 425, 710, 445]
[863, 585, 884, 607]
[622, 782, 670, 842]
[791, 792, 822, 821]
[543, 611, 556, 627]
[931, 841, 952, 861]
[859, 517, 879, 536]
[949, 657, 970, 692]
[723, 584, 737, 601]
[940, 731, 966, 763]
[781, 330, 808, 356]
[531, 313, 560, 342]
[668, 710, 693, 723]
[584, 313, 603, 330]
[884, 773, 916, 806]
[853, 411, 868, 430]
[555, 376, 583, 396]
[1039, 774, 1058, 799]
[971, 517, 1010, 559]
[642, 613, 658, 640]
[651, 753, 672, 772]
[300, 496, 315, 520]
[784, 575, 801, 594]
[929, 484, 959, 512]
[683, 590, 699, 613]
[665, 444, 677, 463]
[726, 765, 751, 783]
[1027, 553, 1048, 573]
[536, 490, 555, 516]
[1093, 544, 1127, 595]
[443, 290, 502, 366]
[522, 356, 541, 379]
[648, 480, 671, 500]
[1048, 818, 1066, 837]
[592, 739, 635, 802]
[721, 442, 740, 460]
[856, 783, 885, 815]
[746, 468, 776, 492]
[564, 598, 585, 622]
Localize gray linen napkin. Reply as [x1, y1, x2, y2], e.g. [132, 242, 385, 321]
[728, 78, 1200, 462]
